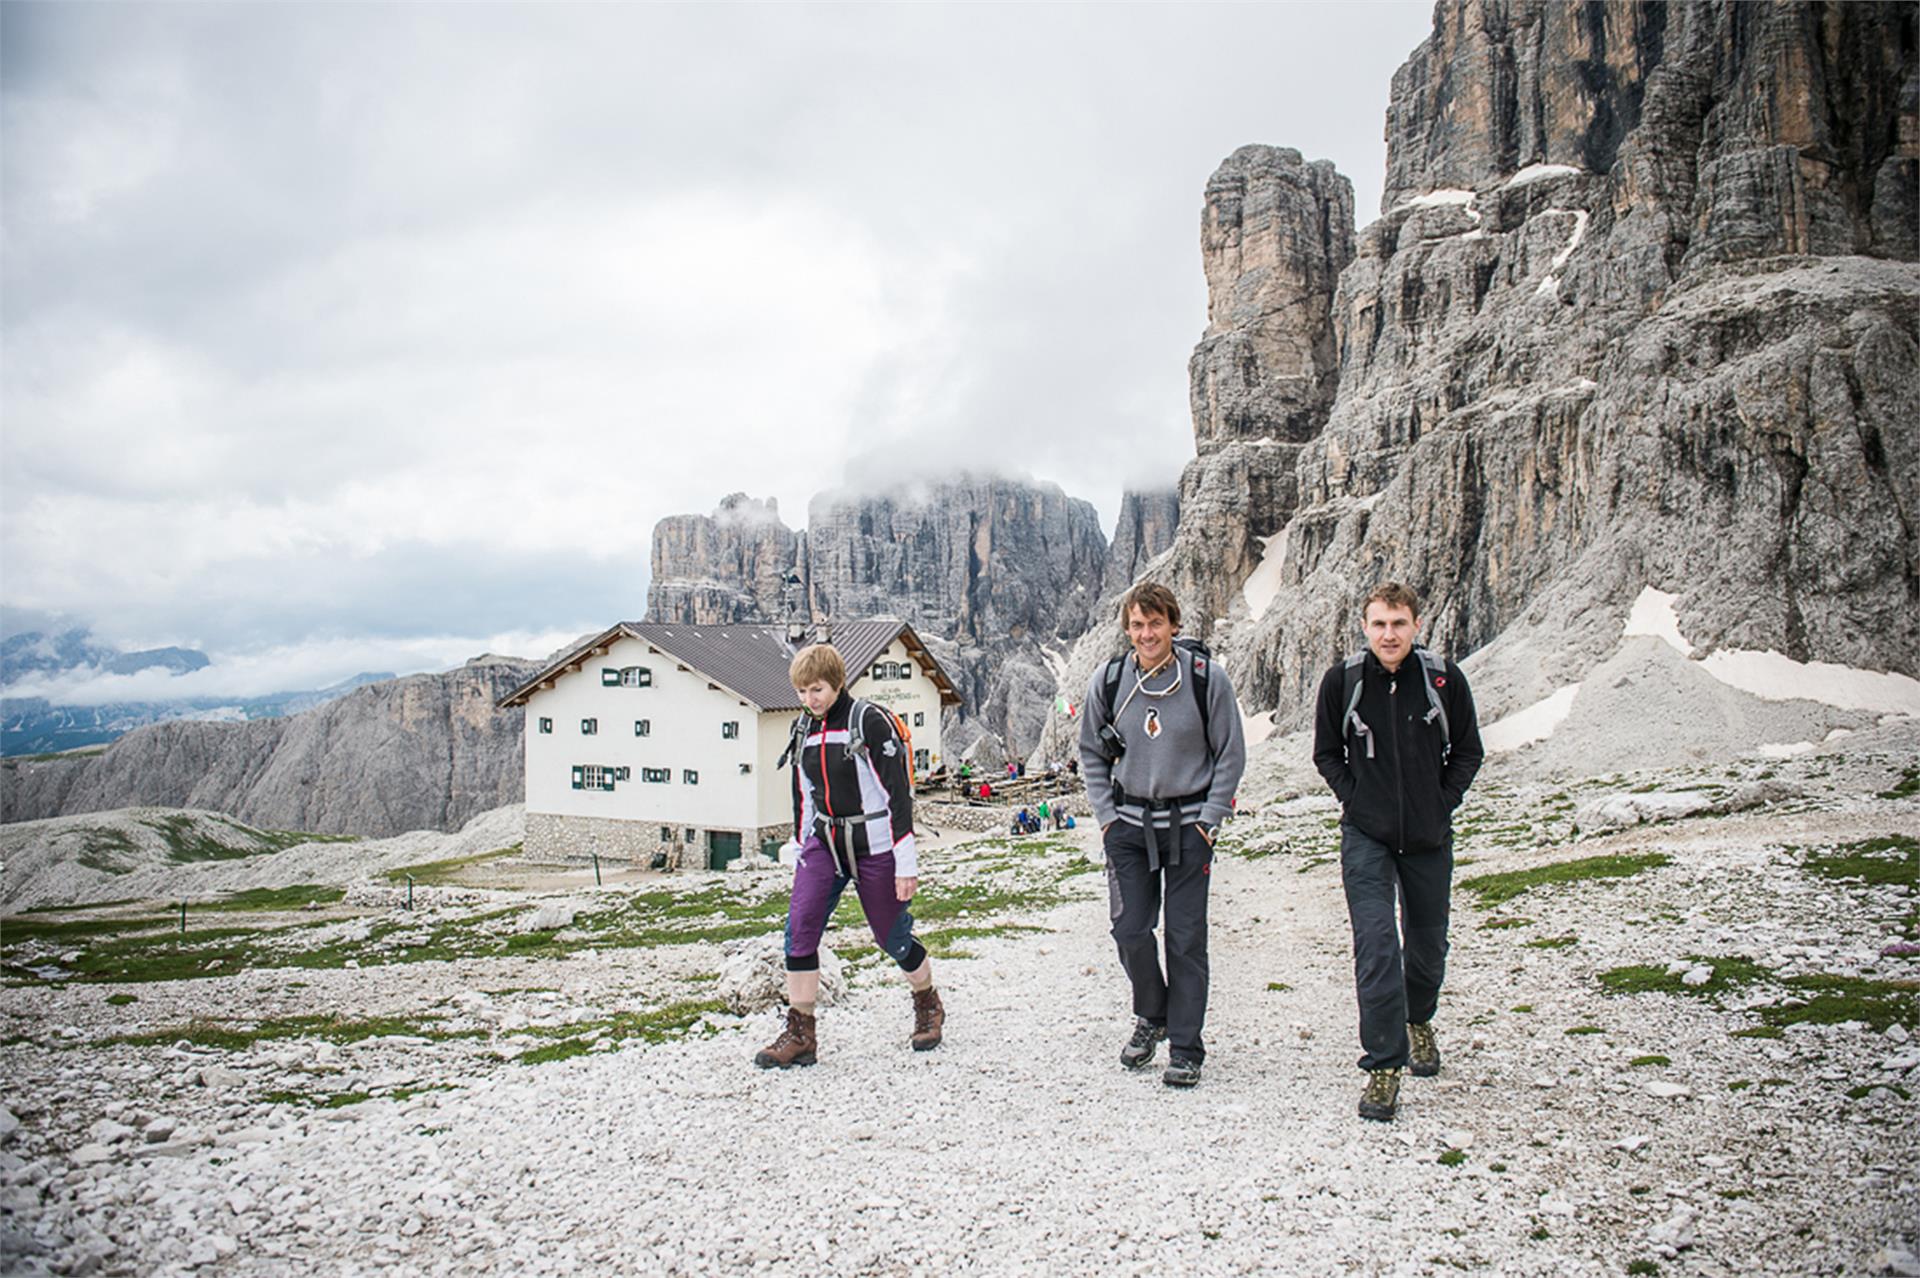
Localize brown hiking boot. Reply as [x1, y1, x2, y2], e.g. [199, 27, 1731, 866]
[1358, 1067, 1401, 1121]
[753, 1007, 817, 1069]
[910, 987, 945, 1051]
[1408, 1022, 1440, 1077]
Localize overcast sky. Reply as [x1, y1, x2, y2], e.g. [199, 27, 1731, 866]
[1, 0, 1433, 704]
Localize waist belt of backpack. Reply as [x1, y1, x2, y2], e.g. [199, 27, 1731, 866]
[815, 811, 889, 876]
[1113, 787, 1210, 873]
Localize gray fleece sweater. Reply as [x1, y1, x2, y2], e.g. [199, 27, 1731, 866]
[1078, 644, 1246, 829]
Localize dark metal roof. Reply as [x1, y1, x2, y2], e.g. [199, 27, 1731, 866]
[496, 619, 963, 711]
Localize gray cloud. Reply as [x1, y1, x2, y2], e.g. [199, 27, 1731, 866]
[2, 0, 1433, 684]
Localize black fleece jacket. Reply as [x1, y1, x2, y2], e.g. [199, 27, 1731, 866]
[1311, 649, 1485, 853]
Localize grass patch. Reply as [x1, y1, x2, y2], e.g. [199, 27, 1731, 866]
[1800, 834, 1917, 887]
[1460, 852, 1670, 905]
[263, 1089, 373, 1109]
[1, 913, 176, 946]
[203, 885, 346, 912]
[383, 844, 522, 886]
[919, 923, 1046, 959]
[1627, 1262, 1659, 1277]
[1628, 1054, 1670, 1067]
[1524, 935, 1578, 949]
[98, 1012, 482, 1051]
[1528, 1227, 1549, 1241]
[1879, 767, 1920, 800]
[105, 993, 137, 1007]
[1481, 917, 1534, 931]
[75, 828, 141, 875]
[1437, 1149, 1466, 1166]
[1598, 956, 1769, 1000]
[1564, 1025, 1606, 1036]
[1604, 956, 1917, 1033]
[515, 997, 725, 1065]
[1266, 981, 1293, 993]
[1511, 1004, 1534, 1014]
[21, 898, 140, 914]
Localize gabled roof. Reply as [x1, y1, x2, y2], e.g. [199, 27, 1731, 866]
[496, 618, 964, 711]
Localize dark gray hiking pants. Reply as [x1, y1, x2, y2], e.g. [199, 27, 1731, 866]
[1105, 820, 1213, 1062]
[1340, 822, 1452, 1071]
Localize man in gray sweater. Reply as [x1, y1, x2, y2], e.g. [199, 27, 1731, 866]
[1079, 582, 1246, 1087]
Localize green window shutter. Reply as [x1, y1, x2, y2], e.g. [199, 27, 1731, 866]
[602, 668, 620, 686]
[571, 766, 584, 790]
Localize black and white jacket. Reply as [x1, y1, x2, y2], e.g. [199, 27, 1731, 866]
[791, 691, 917, 876]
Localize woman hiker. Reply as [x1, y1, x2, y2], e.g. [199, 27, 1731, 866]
[755, 642, 946, 1067]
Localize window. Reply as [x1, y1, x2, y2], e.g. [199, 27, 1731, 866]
[571, 765, 617, 791]
[539, 717, 553, 734]
[660, 826, 673, 840]
[913, 711, 925, 727]
[616, 766, 631, 781]
[603, 666, 652, 687]
[634, 719, 651, 737]
[581, 718, 598, 735]
[739, 763, 752, 775]
[870, 660, 910, 681]
[685, 827, 697, 843]
[915, 749, 930, 775]
[642, 767, 670, 783]
[721, 721, 739, 739]
[683, 769, 699, 785]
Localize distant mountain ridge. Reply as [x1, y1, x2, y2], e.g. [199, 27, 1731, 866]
[0, 657, 533, 835]
[1, 629, 209, 684]
[0, 629, 395, 757]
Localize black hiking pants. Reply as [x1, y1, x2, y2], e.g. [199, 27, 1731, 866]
[1340, 822, 1452, 1071]
[1105, 820, 1213, 1063]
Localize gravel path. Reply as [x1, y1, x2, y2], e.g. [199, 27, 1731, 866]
[3, 727, 1916, 1276]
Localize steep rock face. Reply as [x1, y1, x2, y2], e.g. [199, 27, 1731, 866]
[1230, 0, 1919, 728]
[1104, 487, 1181, 595]
[0, 658, 534, 837]
[1154, 146, 1356, 633]
[805, 476, 1108, 754]
[803, 476, 1107, 645]
[647, 494, 801, 625]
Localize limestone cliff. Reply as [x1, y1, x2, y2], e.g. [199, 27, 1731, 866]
[647, 494, 802, 625]
[0, 658, 534, 837]
[1105, 487, 1181, 595]
[1151, 0, 1918, 732]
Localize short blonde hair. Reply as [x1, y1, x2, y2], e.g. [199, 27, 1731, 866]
[789, 643, 847, 691]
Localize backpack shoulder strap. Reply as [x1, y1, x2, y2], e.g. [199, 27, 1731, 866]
[845, 698, 871, 759]
[776, 713, 810, 769]
[1183, 641, 1214, 756]
[1341, 651, 1374, 760]
[1414, 647, 1451, 754]
[1099, 656, 1125, 719]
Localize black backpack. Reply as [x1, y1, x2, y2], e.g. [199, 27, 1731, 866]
[1096, 636, 1215, 757]
[1341, 646, 1451, 761]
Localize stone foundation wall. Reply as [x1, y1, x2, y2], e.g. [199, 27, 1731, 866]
[526, 812, 787, 872]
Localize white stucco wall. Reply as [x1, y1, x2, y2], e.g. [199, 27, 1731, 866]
[847, 637, 947, 776]
[522, 635, 760, 834]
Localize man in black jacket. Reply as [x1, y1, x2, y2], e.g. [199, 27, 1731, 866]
[1312, 582, 1484, 1121]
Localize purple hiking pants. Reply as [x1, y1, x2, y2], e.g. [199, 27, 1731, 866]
[782, 834, 923, 972]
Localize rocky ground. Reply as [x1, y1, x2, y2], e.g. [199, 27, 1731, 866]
[1, 720, 1915, 1277]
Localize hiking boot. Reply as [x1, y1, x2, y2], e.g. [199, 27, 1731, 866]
[1119, 1018, 1167, 1070]
[1358, 1068, 1401, 1121]
[910, 987, 945, 1051]
[752, 1007, 817, 1069]
[1162, 1055, 1202, 1088]
[1408, 1022, 1440, 1077]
